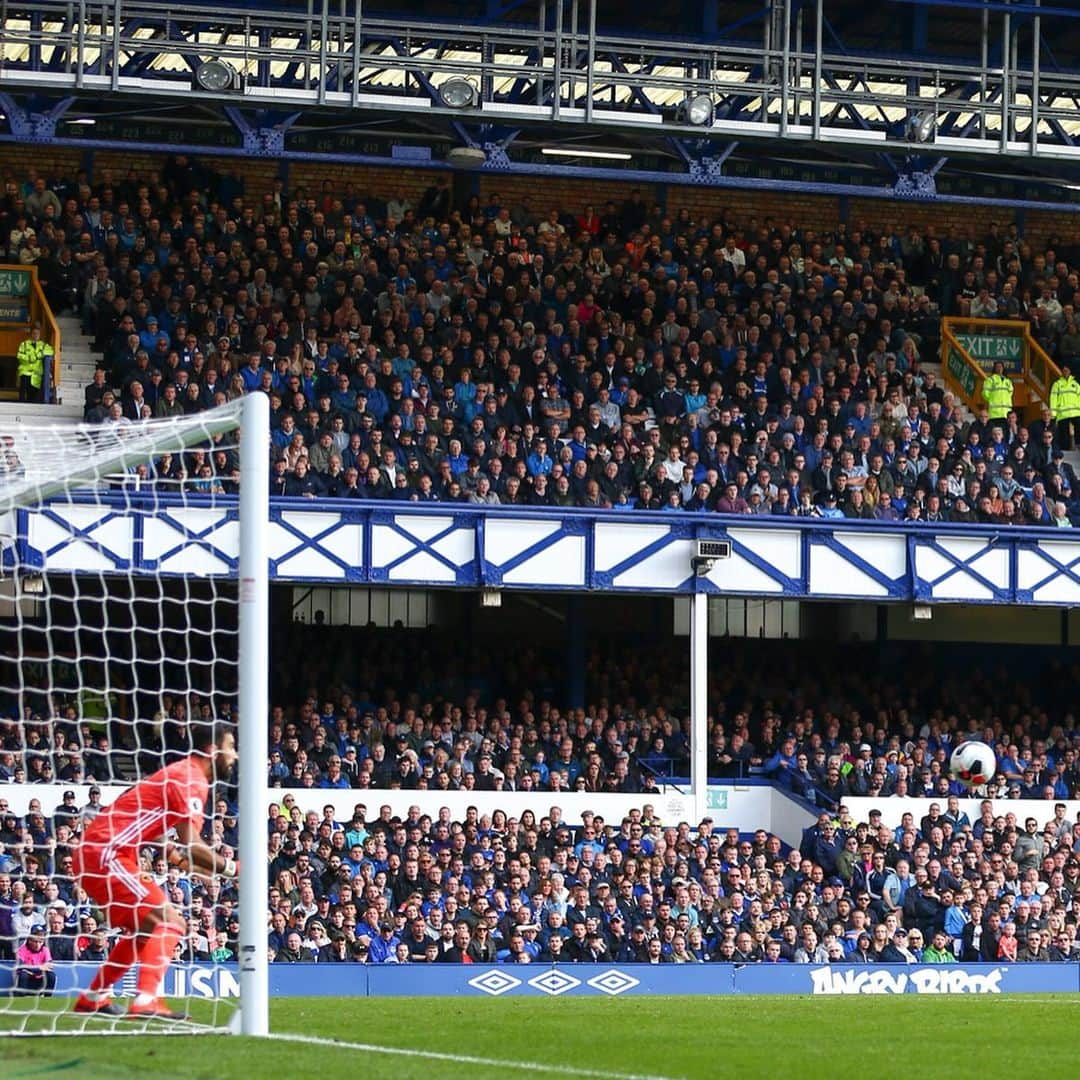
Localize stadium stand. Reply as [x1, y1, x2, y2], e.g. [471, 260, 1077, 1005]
[4, 630, 1080, 800]
[1, 786, 1078, 967]
[3, 160, 1080, 977]
[4, 156, 1080, 524]
[3, 624, 1080, 966]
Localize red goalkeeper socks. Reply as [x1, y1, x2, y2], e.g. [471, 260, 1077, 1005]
[135, 921, 183, 999]
[87, 933, 139, 994]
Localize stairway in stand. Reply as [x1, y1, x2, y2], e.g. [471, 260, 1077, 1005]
[0, 315, 96, 426]
[927, 358, 1080, 477]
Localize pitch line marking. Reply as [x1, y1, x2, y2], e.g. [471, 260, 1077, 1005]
[264, 1031, 683, 1080]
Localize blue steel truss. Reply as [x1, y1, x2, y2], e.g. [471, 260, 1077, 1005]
[10, 497, 1080, 606]
[2, 0, 1080, 192]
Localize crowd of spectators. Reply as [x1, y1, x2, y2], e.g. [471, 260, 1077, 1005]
[4, 633, 1080, 802]
[6, 159, 1080, 982]
[2, 788, 1080, 971]
[4, 627, 1080, 975]
[6, 157, 1080, 523]
[267, 628, 1080, 804]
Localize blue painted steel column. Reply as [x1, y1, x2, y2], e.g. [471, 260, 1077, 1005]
[685, 0, 718, 36]
[905, 5, 929, 144]
[565, 596, 586, 708]
[904, 5, 929, 52]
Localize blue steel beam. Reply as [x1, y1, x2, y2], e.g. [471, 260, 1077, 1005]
[29, 9, 44, 73]
[886, 0, 1080, 18]
[698, 0, 719, 38]
[0, 95, 75, 140]
[11, 127, 1080, 216]
[713, 67, 765, 124]
[223, 107, 303, 154]
[483, 0, 537, 21]
[120, 21, 205, 78]
[454, 123, 520, 156]
[602, 53, 692, 167]
[814, 69, 900, 181]
[709, 3, 771, 41]
[499, 36, 545, 104]
[2, 1, 1079, 159]
[903, 3, 929, 52]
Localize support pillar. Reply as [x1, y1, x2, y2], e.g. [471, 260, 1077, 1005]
[690, 591, 709, 824]
[565, 596, 585, 709]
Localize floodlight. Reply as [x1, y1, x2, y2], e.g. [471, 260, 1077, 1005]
[676, 94, 715, 127]
[439, 78, 479, 109]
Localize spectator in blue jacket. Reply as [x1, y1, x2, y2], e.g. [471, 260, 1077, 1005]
[764, 737, 798, 789]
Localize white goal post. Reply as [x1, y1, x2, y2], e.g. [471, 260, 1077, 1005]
[237, 393, 269, 1036]
[0, 393, 268, 1036]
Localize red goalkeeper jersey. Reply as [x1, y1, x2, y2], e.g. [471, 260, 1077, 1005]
[82, 755, 208, 858]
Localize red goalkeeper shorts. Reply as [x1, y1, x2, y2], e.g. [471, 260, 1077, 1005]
[74, 844, 167, 934]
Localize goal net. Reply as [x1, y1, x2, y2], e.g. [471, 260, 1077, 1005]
[0, 395, 268, 1036]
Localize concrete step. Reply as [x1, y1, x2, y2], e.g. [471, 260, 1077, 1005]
[54, 318, 98, 408]
[0, 401, 84, 424]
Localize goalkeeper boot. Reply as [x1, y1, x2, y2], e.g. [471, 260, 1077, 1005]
[126, 997, 189, 1021]
[73, 994, 125, 1017]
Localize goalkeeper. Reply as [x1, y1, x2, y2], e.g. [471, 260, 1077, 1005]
[71, 721, 238, 1019]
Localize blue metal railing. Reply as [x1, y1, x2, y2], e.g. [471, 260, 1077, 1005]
[11, 492, 1080, 604]
[39, 488, 1078, 543]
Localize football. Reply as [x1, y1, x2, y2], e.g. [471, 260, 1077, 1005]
[949, 740, 997, 788]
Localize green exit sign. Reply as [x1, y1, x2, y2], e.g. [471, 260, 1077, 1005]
[0, 268, 31, 298]
[707, 789, 729, 811]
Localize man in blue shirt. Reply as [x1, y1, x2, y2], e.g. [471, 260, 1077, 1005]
[764, 736, 798, 788]
[367, 921, 399, 964]
[525, 437, 553, 478]
[138, 316, 168, 354]
[573, 826, 605, 860]
[240, 352, 264, 392]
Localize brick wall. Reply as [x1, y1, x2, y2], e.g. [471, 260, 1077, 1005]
[1026, 210, 1080, 246]
[0, 147, 84, 178]
[477, 172, 660, 213]
[478, 172, 1076, 245]
[4, 143, 1076, 243]
[287, 163, 451, 207]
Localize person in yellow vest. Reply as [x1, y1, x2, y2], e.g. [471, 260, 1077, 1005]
[16, 323, 54, 403]
[1050, 362, 1080, 451]
[981, 360, 1014, 427]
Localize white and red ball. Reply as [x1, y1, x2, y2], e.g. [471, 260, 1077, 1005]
[949, 740, 997, 788]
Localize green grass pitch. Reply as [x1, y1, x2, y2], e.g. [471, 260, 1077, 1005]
[3, 996, 1078, 1079]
